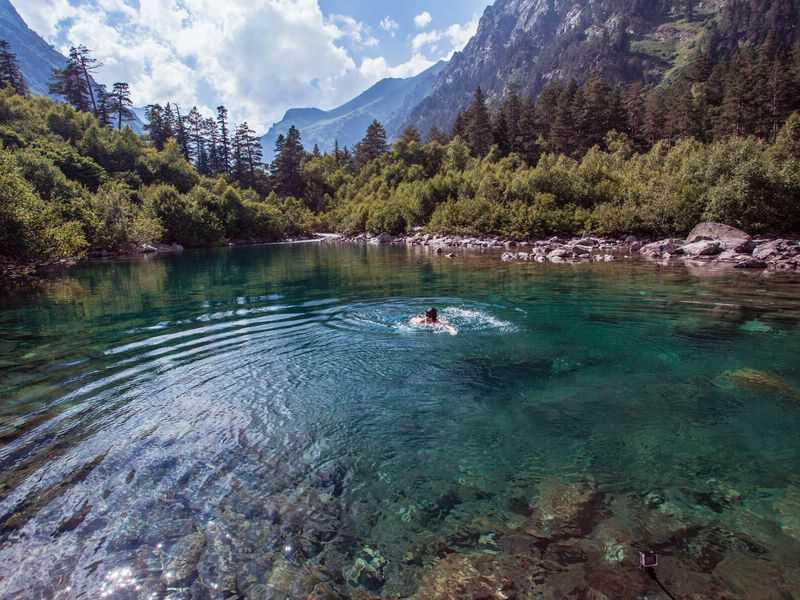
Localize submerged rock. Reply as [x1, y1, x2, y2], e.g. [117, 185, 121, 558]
[524, 478, 601, 539]
[728, 368, 800, 400]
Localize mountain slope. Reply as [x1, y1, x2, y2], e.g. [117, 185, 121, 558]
[260, 61, 446, 161]
[0, 0, 144, 133]
[405, 0, 783, 135]
[0, 0, 65, 97]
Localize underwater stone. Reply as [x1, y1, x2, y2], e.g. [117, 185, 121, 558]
[728, 368, 800, 400]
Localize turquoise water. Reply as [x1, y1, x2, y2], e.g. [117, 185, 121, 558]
[1, 242, 799, 598]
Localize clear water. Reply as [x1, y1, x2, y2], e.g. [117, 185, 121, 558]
[1, 243, 799, 599]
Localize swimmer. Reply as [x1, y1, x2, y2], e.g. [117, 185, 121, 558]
[414, 307, 457, 336]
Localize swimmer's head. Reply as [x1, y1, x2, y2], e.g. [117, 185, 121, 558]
[426, 307, 438, 321]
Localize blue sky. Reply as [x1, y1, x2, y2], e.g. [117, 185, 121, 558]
[16, 0, 491, 132]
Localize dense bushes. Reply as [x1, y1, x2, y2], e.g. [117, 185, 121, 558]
[320, 116, 800, 239]
[0, 90, 312, 265]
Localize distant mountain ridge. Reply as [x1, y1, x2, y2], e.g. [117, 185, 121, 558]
[260, 61, 446, 161]
[0, 0, 144, 132]
[0, 0, 66, 97]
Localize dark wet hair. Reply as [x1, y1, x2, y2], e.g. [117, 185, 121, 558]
[426, 307, 438, 320]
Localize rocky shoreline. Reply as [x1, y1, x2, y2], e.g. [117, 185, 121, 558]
[337, 222, 800, 273]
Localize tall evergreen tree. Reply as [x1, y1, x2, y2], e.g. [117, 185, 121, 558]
[95, 83, 112, 127]
[108, 82, 134, 130]
[216, 106, 231, 174]
[186, 107, 204, 165]
[467, 87, 492, 156]
[426, 126, 449, 145]
[72, 45, 100, 117]
[355, 120, 389, 168]
[233, 122, 263, 189]
[271, 125, 305, 198]
[49, 54, 91, 112]
[204, 118, 220, 176]
[173, 105, 191, 161]
[145, 104, 169, 149]
[0, 40, 28, 96]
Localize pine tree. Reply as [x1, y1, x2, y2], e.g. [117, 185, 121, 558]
[312, 144, 321, 158]
[204, 118, 220, 175]
[95, 84, 112, 127]
[233, 122, 263, 189]
[186, 107, 204, 165]
[355, 120, 389, 168]
[518, 98, 540, 165]
[145, 104, 168, 149]
[173, 105, 191, 161]
[501, 90, 522, 154]
[271, 125, 305, 198]
[73, 45, 100, 117]
[580, 74, 625, 151]
[217, 106, 231, 173]
[426, 126, 449, 145]
[333, 139, 341, 165]
[623, 83, 645, 146]
[534, 80, 563, 141]
[399, 125, 422, 145]
[550, 80, 581, 155]
[466, 87, 492, 156]
[49, 54, 91, 112]
[108, 82, 134, 130]
[0, 40, 28, 96]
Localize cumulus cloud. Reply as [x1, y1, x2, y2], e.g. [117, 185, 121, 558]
[412, 16, 479, 57]
[15, 0, 429, 131]
[413, 11, 432, 29]
[379, 16, 399, 37]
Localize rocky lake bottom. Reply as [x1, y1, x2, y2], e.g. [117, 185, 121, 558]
[0, 242, 799, 599]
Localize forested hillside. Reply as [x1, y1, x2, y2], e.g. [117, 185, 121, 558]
[0, 90, 313, 273]
[2, 0, 800, 279]
[406, 0, 800, 134]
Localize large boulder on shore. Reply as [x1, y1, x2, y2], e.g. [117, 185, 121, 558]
[686, 222, 752, 252]
[639, 239, 685, 257]
[675, 240, 721, 257]
[371, 233, 393, 245]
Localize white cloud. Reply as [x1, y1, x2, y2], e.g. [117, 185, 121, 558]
[412, 16, 479, 58]
[359, 53, 435, 81]
[379, 16, 399, 37]
[414, 11, 432, 29]
[15, 0, 424, 132]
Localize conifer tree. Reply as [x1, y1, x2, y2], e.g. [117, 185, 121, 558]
[186, 107, 204, 164]
[217, 106, 231, 173]
[271, 125, 305, 198]
[355, 120, 389, 168]
[312, 144, 321, 158]
[145, 104, 168, 149]
[204, 118, 219, 175]
[426, 126, 449, 145]
[73, 45, 100, 117]
[108, 82, 134, 130]
[0, 40, 28, 96]
[49, 54, 91, 112]
[173, 105, 191, 161]
[467, 87, 492, 156]
[95, 84, 112, 127]
[233, 122, 263, 189]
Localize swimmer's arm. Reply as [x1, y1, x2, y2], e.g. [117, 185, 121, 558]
[441, 322, 458, 336]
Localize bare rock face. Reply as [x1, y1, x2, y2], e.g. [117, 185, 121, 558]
[686, 222, 752, 252]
